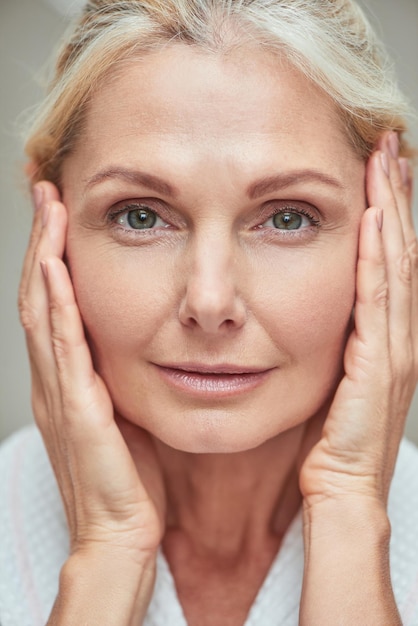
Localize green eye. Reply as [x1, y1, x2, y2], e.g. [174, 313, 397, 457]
[273, 212, 303, 230]
[126, 208, 157, 229]
[113, 204, 167, 230]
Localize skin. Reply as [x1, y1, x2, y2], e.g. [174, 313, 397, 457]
[63, 46, 365, 453]
[18, 44, 417, 625]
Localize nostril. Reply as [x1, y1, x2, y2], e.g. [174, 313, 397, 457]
[179, 294, 246, 334]
[178, 260, 246, 333]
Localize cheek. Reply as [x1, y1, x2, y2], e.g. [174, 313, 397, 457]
[296, 271, 354, 366]
[255, 245, 357, 367]
[66, 241, 175, 361]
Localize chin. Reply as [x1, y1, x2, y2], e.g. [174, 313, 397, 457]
[157, 430, 270, 455]
[132, 407, 301, 455]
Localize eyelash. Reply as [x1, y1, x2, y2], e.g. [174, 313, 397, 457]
[107, 202, 321, 239]
[107, 202, 171, 233]
[260, 206, 321, 230]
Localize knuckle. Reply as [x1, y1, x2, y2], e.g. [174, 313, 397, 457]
[49, 302, 68, 360]
[18, 294, 40, 332]
[396, 249, 412, 285]
[373, 283, 389, 310]
[50, 329, 70, 365]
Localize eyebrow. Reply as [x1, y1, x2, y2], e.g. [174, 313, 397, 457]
[83, 166, 345, 200]
[83, 167, 178, 197]
[247, 169, 345, 199]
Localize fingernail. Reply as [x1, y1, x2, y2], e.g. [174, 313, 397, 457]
[399, 157, 409, 187]
[376, 208, 384, 232]
[388, 132, 399, 160]
[380, 152, 389, 177]
[40, 260, 48, 280]
[32, 184, 43, 212]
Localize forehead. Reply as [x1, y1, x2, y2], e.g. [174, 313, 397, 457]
[69, 44, 360, 181]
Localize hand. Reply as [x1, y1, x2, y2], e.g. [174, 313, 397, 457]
[18, 182, 166, 623]
[298, 132, 416, 624]
[300, 131, 417, 508]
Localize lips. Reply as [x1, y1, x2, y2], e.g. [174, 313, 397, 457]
[160, 362, 270, 374]
[153, 363, 274, 397]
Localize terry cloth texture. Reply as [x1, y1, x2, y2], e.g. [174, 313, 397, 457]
[1, 426, 418, 625]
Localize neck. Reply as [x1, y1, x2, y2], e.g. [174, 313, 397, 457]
[155, 424, 305, 561]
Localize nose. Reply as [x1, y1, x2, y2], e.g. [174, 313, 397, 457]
[178, 234, 246, 334]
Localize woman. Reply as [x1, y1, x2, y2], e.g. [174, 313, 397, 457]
[1, 0, 417, 624]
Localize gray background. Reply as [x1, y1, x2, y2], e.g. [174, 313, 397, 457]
[1, 0, 417, 443]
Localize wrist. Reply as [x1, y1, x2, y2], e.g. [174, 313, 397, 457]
[300, 498, 400, 625]
[48, 546, 157, 625]
[303, 495, 390, 543]
[302, 496, 392, 581]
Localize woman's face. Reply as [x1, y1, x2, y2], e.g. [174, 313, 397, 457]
[62, 45, 366, 453]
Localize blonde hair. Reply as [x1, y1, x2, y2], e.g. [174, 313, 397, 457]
[25, 0, 415, 185]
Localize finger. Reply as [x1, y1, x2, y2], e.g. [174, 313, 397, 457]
[396, 156, 418, 367]
[398, 159, 418, 369]
[375, 132, 414, 240]
[366, 148, 412, 349]
[40, 254, 104, 533]
[385, 134, 415, 250]
[41, 256, 106, 418]
[398, 158, 415, 232]
[367, 142, 405, 255]
[20, 200, 69, 497]
[335, 207, 392, 480]
[352, 207, 389, 365]
[374, 132, 417, 378]
[19, 190, 43, 301]
[41, 255, 119, 495]
[19, 182, 66, 348]
[22, 203, 68, 377]
[18, 189, 81, 534]
[382, 135, 416, 370]
[19, 181, 61, 298]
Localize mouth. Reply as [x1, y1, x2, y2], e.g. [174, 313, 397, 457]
[153, 363, 275, 397]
